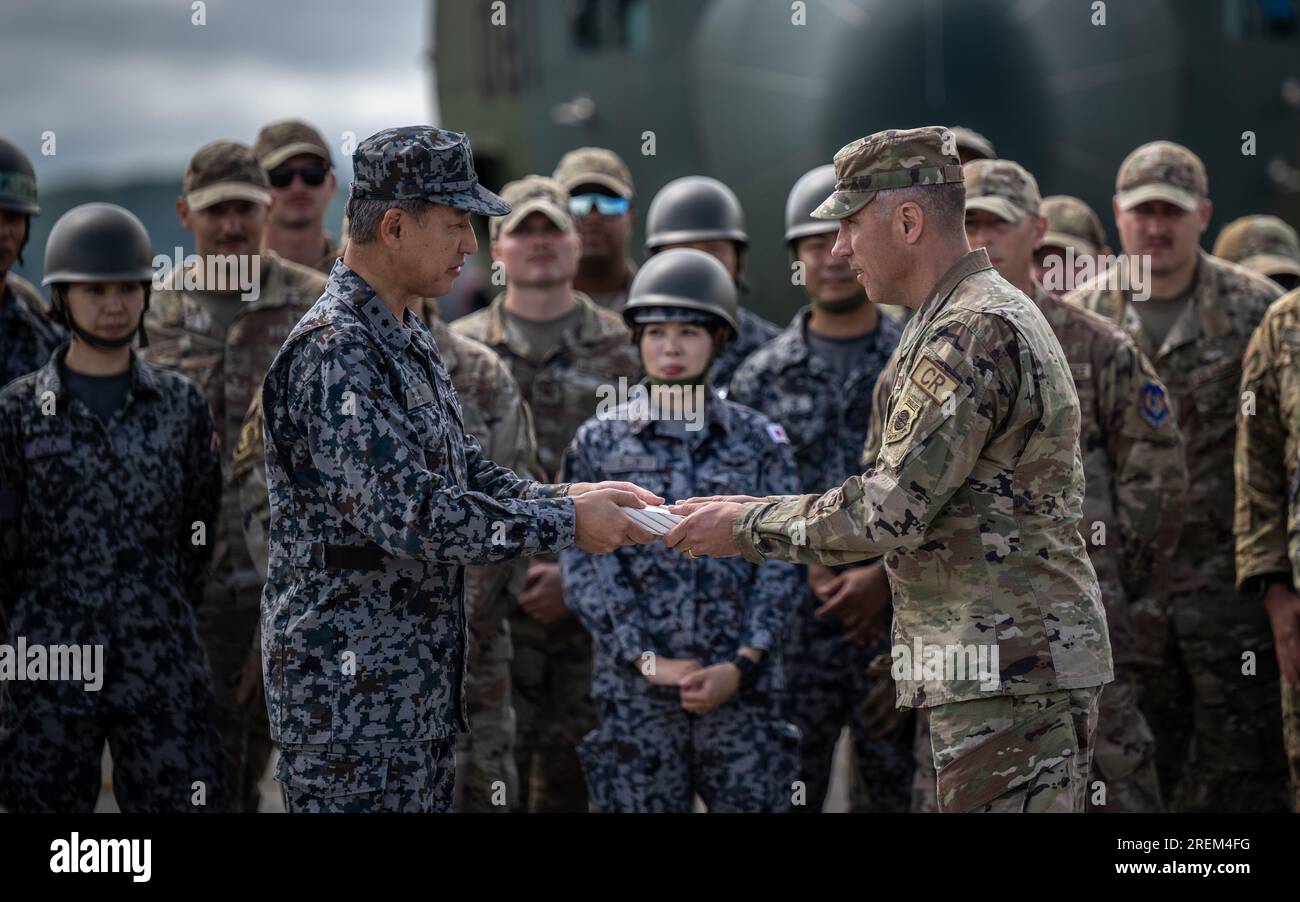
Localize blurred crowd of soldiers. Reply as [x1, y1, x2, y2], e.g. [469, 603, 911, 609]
[0, 115, 1297, 813]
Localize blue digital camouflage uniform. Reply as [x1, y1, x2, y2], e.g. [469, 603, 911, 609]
[260, 261, 577, 813]
[0, 345, 225, 812]
[728, 306, 912, 812]
[1, 274, 64, 389]
[560, 388, 804, 812]
[711, 307, 779, 392]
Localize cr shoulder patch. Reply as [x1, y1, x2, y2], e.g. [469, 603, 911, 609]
[766, 423, 789, 444]
[908, 353, 961, 405]
[1139, 381, 1169, 427]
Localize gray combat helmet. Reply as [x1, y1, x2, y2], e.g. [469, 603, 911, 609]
[43, 203, 156, 348]
[785, 164, 839, 245]
[645, 176, 748, 250]
[623, 248, 738, 338]
[0, 137, 39, 215]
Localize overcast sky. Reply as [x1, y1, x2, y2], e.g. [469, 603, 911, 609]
[0, 0, 436, 189]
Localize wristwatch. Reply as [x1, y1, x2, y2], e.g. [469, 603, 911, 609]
[730, 653, 762, 690]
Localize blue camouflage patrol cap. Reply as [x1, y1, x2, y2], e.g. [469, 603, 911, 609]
[350, 126, 510, 216]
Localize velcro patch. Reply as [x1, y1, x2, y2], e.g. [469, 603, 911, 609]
[404, 381, 435, 409]
[1139, 382, 1169, 427]
[1069, 361, 1092, 383]
[883, 393, 923, 445]
[24, 434, 73, 460]
[908, 354, 961, 404]
[766, 423, 789, 444]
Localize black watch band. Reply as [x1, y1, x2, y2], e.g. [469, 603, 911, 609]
[731, 654, 761, 690]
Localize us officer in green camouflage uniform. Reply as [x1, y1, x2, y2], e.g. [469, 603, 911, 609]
[142, 140, 327, 811]
[1234, 286, 1300, 812]
[1065, 140, 1289, 811]
[453, 176, 640, 811]
[667, 127, 1114, 813]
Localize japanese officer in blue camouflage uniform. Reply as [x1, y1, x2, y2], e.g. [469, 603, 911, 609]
[561, 247, 804, 812]
[0, 203, 225, 812]
[259, 125, 663, 813]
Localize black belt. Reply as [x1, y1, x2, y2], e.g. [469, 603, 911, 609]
[312, 542, 389, 570]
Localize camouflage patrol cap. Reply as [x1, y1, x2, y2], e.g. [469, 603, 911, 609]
[811, 126, 964, 220]
[0, 137, 39, 215]
[949, 126, 997, 162]
[1116, 140, 1208, 212]
[1212, 214, 1300, 280]
[350, 126, 509, 216]
[255, 118, 332, 170]
[1041, 195, 1107, 257]
[490, 176, 574, 240]
[552, 147, 634, 198]
[183, 140, 272, 211]
[963, 158, 1041, 223]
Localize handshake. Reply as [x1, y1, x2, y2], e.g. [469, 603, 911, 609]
[568, 481, 767, 557]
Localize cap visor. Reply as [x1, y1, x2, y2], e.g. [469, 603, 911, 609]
[261, 142, 331, 170]
[187, 183, 272, 211]
[1240, 254, 1300, 279]
[443, 182, 511, 217]
[966, 196, 1025, 223]
[1042, 230, 1098, 257]
[811, 190, 875, 221]
[494, 199, 574, 239]
[560, 172, 633, 198]
[1117, 183, 1200, 212]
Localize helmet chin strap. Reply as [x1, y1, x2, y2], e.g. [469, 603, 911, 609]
[56, 287, 150, 349]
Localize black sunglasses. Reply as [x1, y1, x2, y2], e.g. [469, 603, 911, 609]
[268, 163, 329, 188]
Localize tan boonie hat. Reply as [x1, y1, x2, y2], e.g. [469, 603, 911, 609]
[255, 118, 333, 170]
[950, 126, 997, 162]
[552, 147, 634, 198]
[1212, 214, 1300, 280]
[490, 175, 574, 240]
[812, 126, 964, 220]
[963, 158, 1041, 223]
[183, 140, 271, 211]
[1041, 195, 1107, 257]
[1116, 140, 1207, 212]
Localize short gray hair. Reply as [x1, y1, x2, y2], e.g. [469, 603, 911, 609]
[873, 183, 967, 234]
[345, 196, 434, 244]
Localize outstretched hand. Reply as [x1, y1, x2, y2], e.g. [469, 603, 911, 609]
[662, 501, 749, 558]
[572, 487, 659, 554]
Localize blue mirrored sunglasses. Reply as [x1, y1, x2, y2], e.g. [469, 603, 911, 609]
[569, 193, 630, 216]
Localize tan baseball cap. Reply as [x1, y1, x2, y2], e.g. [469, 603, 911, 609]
[490, 175, 575, 240]
[1041, 195, 1107, 257]
[812, 126, 964, 220]
[1116, 140, 1208, 212]
[949, 126, 997, 162]
[552, 147, 634, 199]
[963, 158, 1041, 223]
[183, 140, 271, 211]
[1213, 214, 1300, 279]
[255, 119, 332, 170]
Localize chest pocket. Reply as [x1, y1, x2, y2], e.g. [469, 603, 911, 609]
[404, 379, 449, 470]
[1188, 356, 1242, 422]
[603, 453, 670, 501]
[878, 355, 972, 472]
[698, 458, 759, 498]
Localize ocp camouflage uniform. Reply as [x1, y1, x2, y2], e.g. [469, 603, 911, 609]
[1234, 287, 1300, 812]
[1066, 250, 1289, 811]
[1, 272, 64, 389]
[453, 291, 639, 811]
[142, 249, 326, 811]
[0, 347, 225, 812]
[260, 260, 575, 813]
[561, 391, 803, 811]
[736, 243, 1114, 812]
[728, 306, 913, 812]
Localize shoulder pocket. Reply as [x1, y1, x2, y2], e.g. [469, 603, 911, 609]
[878, 354, 973, 471]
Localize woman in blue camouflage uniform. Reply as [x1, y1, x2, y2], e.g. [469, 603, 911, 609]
[561, 248, 803, 812]
[0, 204, 224, 812]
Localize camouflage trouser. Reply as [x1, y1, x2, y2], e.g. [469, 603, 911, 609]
[782, 609, 913, 812]
[453, 614, 518, 813]
[275, 738, 456, 813]
[578, 693, 801, 813]
[927, 687, 1101, 813]
[510, 613, 595, 812]
[1284, 678, 1299, 813]
[1086, 668, 1163, 812]
[1138, 583, 1289, 812]
[201, 585, 273, 812]
[0, 666, 225, 813]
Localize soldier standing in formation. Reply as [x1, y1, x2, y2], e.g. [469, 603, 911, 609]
[255, 119, 341, 275]
[553, 147, 639, 313]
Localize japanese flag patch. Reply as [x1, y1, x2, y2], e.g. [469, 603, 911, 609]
[766, 423, 790, 444]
